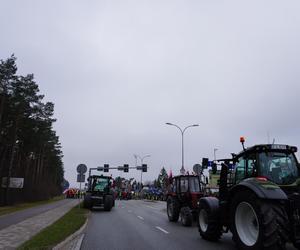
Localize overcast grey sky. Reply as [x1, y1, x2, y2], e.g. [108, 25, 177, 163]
[1, 0, 300, 186]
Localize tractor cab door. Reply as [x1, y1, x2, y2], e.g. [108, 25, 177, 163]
[234, 154, 258, 184]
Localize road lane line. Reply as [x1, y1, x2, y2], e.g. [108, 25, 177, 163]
[156, 226, 169, 234]
[137, 216, 144, 220]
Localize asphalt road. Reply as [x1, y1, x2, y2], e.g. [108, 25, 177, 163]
[0, 198, 75, 230]
[82, 200, 297, 250]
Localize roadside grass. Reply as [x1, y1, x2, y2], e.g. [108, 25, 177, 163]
[18, 203, 88, 250]
[0, 196, 64, 217]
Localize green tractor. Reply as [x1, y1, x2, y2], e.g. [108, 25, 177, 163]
[83, 175, 115, 211]
[198, 139, 300, 250]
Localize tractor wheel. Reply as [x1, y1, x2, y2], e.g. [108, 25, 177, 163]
[293, 242, 300, 250]
[231, 191, 288, 250]
[104, 195, 113, 211]
[180, 206, 193, 227]
[83, 193, 92, 209]
[167, 196, 180, 222]
[198, 201, 222, 241]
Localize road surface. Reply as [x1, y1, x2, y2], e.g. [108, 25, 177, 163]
[82, 199, 298, 250]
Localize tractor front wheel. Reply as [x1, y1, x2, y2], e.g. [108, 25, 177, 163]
[180, 206, 193, 226]
[104, 195, 113, 211]
[167, 196, 180, 222]
[198, 201, 222, 241]
[231, 191, 288, 250]
[293, 242, 300, 250]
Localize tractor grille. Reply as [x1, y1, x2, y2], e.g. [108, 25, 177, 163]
[91, 196, 104, 206]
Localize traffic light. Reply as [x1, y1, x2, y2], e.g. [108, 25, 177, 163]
[142, 164, 147, 172]
[104, 164, 109, 172]
[124, 164, 129, 172]
[202, 158, 209, 168]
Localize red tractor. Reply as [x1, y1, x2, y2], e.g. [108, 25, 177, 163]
[167, 174, 206, 226]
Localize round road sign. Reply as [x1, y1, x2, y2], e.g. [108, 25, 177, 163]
[193, 164, 202, 174]
[77, 164, 87, 174]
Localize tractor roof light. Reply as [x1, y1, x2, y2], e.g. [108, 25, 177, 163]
[240, 136, 246, 150]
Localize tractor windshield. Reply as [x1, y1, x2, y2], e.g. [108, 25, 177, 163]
[189, 177, 200, 192]
[93, 178, 109, 192]
[258, 151, 299, 185]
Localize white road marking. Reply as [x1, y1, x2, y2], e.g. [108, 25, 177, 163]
[156, 226, 169, 234]
[137, 216, 144, 220]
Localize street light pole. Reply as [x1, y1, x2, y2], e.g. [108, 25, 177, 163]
[166, 123, 199, 175]
[214, 148, 218, 162]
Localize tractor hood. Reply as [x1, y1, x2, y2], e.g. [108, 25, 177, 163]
[280, 178, 300, 196]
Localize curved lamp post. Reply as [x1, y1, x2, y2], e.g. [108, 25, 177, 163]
[166, 123, 199, 174]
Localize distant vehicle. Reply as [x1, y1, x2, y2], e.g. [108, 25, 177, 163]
[64, 188, 78, 199]
[83, 175, 115, 211]
[166, 174, 206, 226]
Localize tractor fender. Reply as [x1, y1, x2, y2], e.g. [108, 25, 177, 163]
[199, 197, 220, 215]
[230, 178, 288, 200]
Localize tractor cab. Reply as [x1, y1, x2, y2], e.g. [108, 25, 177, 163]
[87, 175, 112, 194]
[169, 175, 203, 206]
[167, 174, 205, 227]
[233, 144, 299, 186]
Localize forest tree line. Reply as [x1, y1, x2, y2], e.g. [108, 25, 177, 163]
[0, 55, 64, 205]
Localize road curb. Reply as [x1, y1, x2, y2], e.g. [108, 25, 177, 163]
[52, 213, 89, 250]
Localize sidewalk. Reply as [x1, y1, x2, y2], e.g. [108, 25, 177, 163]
[0, 199, 78, 249]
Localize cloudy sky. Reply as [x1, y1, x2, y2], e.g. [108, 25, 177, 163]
[1, 0, 300, 186]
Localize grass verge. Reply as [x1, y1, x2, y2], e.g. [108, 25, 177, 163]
[18, 203, 88, 250]
[0, 196, 64, 217]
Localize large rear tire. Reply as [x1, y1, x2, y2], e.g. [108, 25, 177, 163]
[167, 196, 180, 222]
[180, 206, 193, 227]
[293, 242, 300, 250]
[104, 195, 113, 211]
[198, 201, 222, 241]
[231, 191, 288, 250]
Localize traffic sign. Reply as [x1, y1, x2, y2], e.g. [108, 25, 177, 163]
[97, 166, 104, 171]
[193, 164, 202, 175]
[77, 164, 87, 174]
[77, 174, 85, 183]
[117, 166, 124, 171]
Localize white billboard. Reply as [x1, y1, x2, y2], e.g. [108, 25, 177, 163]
[1, 177, 24, 189]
